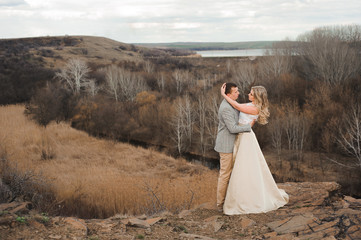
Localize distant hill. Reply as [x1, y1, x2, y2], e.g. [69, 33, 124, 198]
[0, 35, 195, 104]
[134, 41, 277, 50]
[0, 35, 195, 69]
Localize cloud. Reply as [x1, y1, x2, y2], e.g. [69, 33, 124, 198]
[0, 0, 27, 7]
[0, 0, 360, 42]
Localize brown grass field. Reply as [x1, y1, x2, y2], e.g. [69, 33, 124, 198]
[0, 105, 217, 218]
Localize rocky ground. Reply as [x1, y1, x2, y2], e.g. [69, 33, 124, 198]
[1, 182, 360, 240]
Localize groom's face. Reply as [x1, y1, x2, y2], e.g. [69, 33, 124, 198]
[228, 87, 239, 101]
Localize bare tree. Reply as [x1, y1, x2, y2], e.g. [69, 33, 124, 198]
[282, 101, 310, 167]
[232, 62, 256, 102]
[297, 26, 360, 85]
[226, 59, 232, 74]
[170, 95, 195, 154]
[268, 113, 284, 167]
[170, 98, 186, 154]
[307, 24, 361, 43]
[260, 42, 293, 79]
[198, 70, 214, 90]
[205, 92, 222, 149]
[173, 69, 193, 94]
[336, 104, 361, 171]
[195, 94, 207, 156]
[143, 60, 155, 73]
[102, 65, 148, 102]
[55, 58, 91, 94]
[157, 72, 165, 92]
[257, 41, 294, 99]
[183, 95, 194, 148]
[85, 79, 99, 97]
[103, 65, 121, 101]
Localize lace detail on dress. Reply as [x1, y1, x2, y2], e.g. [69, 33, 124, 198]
[238, 103, 258, 125]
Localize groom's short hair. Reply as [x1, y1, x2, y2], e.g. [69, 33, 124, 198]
[225, 83, 237, 95]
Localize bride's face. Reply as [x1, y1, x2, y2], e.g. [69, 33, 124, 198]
[248, 90, 255, 102]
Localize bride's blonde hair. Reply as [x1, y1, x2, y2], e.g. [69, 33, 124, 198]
[251, 86, 270, 125]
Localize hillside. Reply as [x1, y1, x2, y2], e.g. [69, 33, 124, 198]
[0, 105, 216, 218]
[0, 35, 196, 104]
[0, 35, 195, 69]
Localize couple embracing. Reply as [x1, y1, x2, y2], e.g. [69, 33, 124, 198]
[214, 83, 289, 215]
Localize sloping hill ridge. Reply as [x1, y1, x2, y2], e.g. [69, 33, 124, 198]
[1, 36, 150, 69]
[0, 35, 193, 69]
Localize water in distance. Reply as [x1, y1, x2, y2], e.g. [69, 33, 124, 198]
[197, 49, 265, 57]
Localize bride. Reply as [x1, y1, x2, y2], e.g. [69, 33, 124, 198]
[220, 84, 289, 215]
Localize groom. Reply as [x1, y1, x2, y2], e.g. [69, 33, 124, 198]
[214, 82, 252, 211]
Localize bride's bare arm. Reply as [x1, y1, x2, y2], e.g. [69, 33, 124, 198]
[221, 83, 258, 115]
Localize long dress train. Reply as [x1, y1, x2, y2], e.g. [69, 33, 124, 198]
[223, 107, 288, 215]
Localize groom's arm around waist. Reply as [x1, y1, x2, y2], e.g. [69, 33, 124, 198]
[222, 107, 251, 133]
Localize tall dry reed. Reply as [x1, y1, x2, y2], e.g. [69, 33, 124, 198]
[0, 105, 217, 218]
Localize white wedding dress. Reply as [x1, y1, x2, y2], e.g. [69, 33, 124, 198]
[223, 103, 289, 215]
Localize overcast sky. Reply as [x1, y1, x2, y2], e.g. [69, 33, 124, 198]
[0, 0, 360, 43]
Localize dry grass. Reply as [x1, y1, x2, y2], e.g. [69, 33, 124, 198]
[0, 105, 217, 218]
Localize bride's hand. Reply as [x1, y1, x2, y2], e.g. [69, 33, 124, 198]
[221, 83, 226, 96]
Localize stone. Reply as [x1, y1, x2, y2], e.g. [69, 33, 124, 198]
[48, 234, 62, 239]
[203, 215, 223, 232]
[145, 228, 152, 235]
[299, 229, 337, 240]
[240, 217, 256, 228]
[179, 209, 192, 218]
[335, 208, 361, 216]
[63, 217, 88, 235]
[267, 213, 318, 234]
[343, 218, 351, 227]
[9, 202, 32, 215]
[204, 215, 220, 223]
[0, 202, 18, 211]
[344, 196, 361, 204]
[137, 214, 147, 220]
[340, 199, 350, 208]
[212, 220, 223, 233]
[145, 217, 163, 226]
[278, 182, 340, 207]
[347, 224, 361, 236]
[28, 219, 46, 231]
[269, 233, 299, 240]
[266, 217, 292, 230]
[292, 207, 315, 214]
[179, 233, 215, 240]
[263, 231, 277, 238]
[94, 221, 116, 233]
[126, 218, 150, 228]
[312, 220, 338, 232]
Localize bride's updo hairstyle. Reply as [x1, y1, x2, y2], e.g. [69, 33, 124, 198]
[251, 86, 270, 125]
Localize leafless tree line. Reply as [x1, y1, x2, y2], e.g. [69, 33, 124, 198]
[38, 24, 361, 170]
[170, 92, 220, 156]
[337, 104, 361, 171]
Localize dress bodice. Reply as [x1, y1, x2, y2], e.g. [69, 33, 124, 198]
[238, 103, 258, 125]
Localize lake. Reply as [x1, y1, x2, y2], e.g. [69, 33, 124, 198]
[196, 49, 265, 57]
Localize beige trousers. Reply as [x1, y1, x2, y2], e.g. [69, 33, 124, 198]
[217, 152, 233, 208]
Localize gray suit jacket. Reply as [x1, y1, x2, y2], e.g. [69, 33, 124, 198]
[214, 99, 251, 153]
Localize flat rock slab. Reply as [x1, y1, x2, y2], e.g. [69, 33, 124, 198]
[278, 182, 341, 207]
[267, 213, 318, 234]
